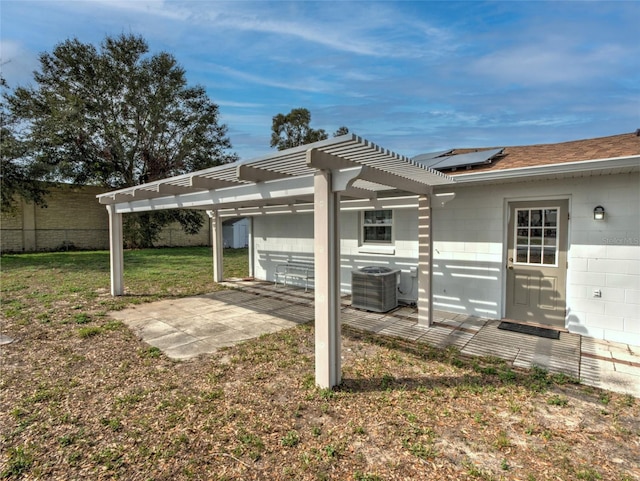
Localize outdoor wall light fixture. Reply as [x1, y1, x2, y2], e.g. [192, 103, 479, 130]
[593, 205, 605, 220]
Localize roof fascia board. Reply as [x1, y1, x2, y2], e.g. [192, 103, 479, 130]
[451, 155, 640, 184]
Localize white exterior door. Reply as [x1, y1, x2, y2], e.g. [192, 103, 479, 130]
[506, 200, 568, 328]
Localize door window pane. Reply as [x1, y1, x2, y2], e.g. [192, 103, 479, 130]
[544, 229, 557, 246]
[516, 247, 528, 263]
[530, 229, 543, 245]
[544, 209, 557, 226]
[517, 211, 529, 226]
[543, 248, 556, 265]
[529, 247, 542, 264]
[513, 207, 559, 266]
[530, 210, 543, 227]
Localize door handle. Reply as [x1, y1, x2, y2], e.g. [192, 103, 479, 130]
[508, 265, 514, 270]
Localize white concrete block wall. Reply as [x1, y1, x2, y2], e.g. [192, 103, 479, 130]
[253, 214, 315, 286]
[431, 186, 504, 318]
[566, 173, 640, 345]
[433, 173, 639, 345]
[253, 209, 422, 296]
[251, 172, 639, 345]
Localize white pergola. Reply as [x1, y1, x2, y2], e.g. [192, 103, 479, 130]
[98, 134, 455, 388]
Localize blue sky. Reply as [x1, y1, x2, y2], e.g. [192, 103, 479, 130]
[1, 1, 639, 160]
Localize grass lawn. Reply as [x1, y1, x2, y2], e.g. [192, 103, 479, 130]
[1, 247, 638, 480]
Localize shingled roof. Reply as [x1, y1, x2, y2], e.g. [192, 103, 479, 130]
[440, 131, 640, 175]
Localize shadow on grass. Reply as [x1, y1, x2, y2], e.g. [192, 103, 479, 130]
[339, 325, 575, 395]
[338, 374, 490, 393]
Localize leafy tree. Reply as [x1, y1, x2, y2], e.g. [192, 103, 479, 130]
[334, 125, 350, 137]
[4, 34, 237, 246]
[1, 76, 49, 212]
[270, 107, 348, 150]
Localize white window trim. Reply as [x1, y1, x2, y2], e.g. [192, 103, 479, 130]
[358, 244, 396, 255]
[358, 209, 396, 255]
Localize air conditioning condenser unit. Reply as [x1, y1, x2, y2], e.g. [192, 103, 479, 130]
[351, 266, 400, 313]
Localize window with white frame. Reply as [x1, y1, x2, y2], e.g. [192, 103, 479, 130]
[361, 210, 393, 244]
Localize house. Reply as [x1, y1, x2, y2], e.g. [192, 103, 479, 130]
[98, 131, 640, 386]
[252, 132, 639, 346]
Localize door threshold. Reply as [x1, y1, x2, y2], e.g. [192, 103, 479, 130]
[500, 318, 568, 333]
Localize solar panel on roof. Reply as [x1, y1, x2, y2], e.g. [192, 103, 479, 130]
[412, 149, 453, 164]
[427, 148, 504, 171]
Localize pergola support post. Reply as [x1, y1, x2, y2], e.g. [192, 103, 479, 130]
[417, 193, 433, 326]
[248, 217, 255, 278]
[107, 205, 124, 296]
[208, 210, 223, 283]
[313, 169, 342, 389]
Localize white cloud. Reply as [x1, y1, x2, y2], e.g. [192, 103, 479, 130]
[67, 0, 191, 21]
[216, 100, 265, 109]
[101, 1, 458, 60]
[209, 63, 337, 94]
[511, 116, 584, 128]
[0, 40, 39, 86]
[471, 43, 629, 86]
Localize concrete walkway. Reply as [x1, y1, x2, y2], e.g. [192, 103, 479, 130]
[111, 281, 640, 397]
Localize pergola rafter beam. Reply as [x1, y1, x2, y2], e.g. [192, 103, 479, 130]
[190, 176, 239, 190]
[237, 164, 292, 183]
[357, 164, 432, 194]
[340, 187, 377, 199]
[132, 188, 161, 200]
[158, 184, 201, 195]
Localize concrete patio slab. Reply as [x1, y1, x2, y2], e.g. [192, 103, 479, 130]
[111, 290, 308, 360]
[137, 319, 183, 341]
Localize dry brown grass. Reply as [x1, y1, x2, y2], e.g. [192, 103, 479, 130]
[1, 248, 638, 480]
